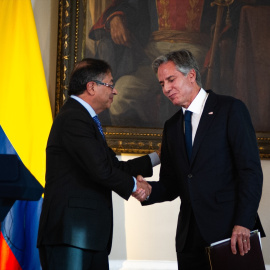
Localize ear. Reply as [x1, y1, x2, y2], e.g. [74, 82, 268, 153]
[86, 81, 95, 96]
[188, 69, 196, 83]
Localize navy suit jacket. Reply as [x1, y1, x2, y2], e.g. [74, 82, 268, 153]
[143, 90, 264, 252]
[37, 98, 153, 252]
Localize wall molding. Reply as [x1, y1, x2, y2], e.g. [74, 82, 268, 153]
[109, 260, 270, 270]
[109, 260, 177, 270]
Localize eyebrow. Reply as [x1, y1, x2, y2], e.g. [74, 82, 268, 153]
[167, 75, 176, 80]
[105, 78, 114, 84]
[159, 75, 176, 84]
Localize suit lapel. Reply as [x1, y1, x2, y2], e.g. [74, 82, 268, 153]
[190, 91, 217, 164]
[172, 111, 190, 165]
[68, 98, 107, 145]
[178, 112, 186, 151]
[91, 116, 107, 144]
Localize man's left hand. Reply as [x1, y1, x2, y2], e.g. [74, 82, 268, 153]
[231, 225, 251, 256]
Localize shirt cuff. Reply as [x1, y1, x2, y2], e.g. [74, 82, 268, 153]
[132, 176, 137, 192]
[149, 152, 160, 167]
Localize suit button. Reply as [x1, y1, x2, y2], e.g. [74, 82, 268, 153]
[188, 174, 193, 179]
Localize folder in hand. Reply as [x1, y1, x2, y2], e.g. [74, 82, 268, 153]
[206, 230, 265, 270]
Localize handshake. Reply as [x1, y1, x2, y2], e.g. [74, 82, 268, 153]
[132, 175, 152, 202]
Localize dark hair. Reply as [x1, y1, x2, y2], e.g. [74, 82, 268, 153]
[152, 49, 202, 87]
[68, 58, 112, 96]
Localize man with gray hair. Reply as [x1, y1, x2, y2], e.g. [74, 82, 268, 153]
[137, 49, 264, 269]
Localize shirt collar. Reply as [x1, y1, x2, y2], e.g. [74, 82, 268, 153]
[182, 88, 208, 115]
[70, 95, 96, 118]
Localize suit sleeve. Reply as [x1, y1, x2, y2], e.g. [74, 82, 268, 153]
[228, 99, 263, 229]
[143, 123, 179, 206]
[60, 113, 152, 200]
[107, 147, 153, 178]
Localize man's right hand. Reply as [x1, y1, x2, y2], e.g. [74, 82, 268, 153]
[110, 16, 131, 47]
[132, 175, 152, 202]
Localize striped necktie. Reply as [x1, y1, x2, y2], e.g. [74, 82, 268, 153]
[93, 115, 105, 140]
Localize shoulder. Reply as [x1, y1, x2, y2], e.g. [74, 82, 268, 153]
[53, 98, 93, 130]
[206, 91, 252, 126]
[57, 98, 90, 118]
[207, 90, 247, 109]
[164, 109, 182, 128]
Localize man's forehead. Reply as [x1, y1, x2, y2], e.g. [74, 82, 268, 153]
[158, 63, 179, 80]
[159, 61, 177, 71]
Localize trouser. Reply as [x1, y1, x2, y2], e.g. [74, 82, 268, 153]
[39, 244, 109, 270]
[177, 211, 211, 270]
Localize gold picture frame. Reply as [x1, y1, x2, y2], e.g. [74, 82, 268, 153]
[55, 0, 270, 158]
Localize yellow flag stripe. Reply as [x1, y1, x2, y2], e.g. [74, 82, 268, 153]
[0, 0, 52, 187]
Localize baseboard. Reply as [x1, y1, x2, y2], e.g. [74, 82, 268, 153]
[109, 260, 177, 270]
[109, 260, 270, 270]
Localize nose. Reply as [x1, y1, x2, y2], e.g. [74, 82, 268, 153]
[163, 82, 170, 94]
[112, 87, 118, 95]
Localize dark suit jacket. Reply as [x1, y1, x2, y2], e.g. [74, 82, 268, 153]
[143, 90, 264, 252]
[37, 98, 153, 253]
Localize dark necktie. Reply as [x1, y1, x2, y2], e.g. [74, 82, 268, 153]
[184, 110, 193, 160]
[93, 115, 105, 140]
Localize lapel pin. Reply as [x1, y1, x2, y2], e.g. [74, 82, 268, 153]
[208, 112, 213, 115]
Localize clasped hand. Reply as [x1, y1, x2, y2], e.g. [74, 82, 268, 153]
[132, 175, 152, 202]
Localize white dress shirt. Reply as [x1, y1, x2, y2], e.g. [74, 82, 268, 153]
[182, 88, 209, 145]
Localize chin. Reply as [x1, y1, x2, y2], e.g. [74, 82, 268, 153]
[171, 99, 180, 106]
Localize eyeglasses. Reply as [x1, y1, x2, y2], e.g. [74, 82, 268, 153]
[92, 80, 114, 90]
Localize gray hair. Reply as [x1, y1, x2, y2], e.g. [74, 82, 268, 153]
[152, 50, 202, 87]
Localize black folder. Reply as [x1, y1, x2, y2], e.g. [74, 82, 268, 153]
[207, 230, 266, 270]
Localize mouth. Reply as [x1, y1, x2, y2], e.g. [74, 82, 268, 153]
[168, 93, 176, 100]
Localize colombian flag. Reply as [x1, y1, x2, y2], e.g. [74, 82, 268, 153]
[0, 0, 52, 269]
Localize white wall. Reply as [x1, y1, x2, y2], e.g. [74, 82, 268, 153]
[31, 0, 58, 116]
[32, 0, 270, 266]
[111, 156, 270, 266]
[260, 160, 270, 264]
[110, 157, 179, 262]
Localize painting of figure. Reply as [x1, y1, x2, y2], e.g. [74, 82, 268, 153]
[77, 0, 270, 132]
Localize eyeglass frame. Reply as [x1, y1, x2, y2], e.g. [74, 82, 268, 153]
[92, 80, 115, 90]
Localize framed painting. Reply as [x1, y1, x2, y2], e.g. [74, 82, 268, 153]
[55, 0, 270, 158]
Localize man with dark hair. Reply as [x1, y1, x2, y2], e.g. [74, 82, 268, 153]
[37, 58, 158, 270]
[135, 49, 264, 270]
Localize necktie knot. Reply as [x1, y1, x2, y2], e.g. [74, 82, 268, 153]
[93, 115, 105, 140]
[184, 110, 192, 122]
[184, 110, 192, 160]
